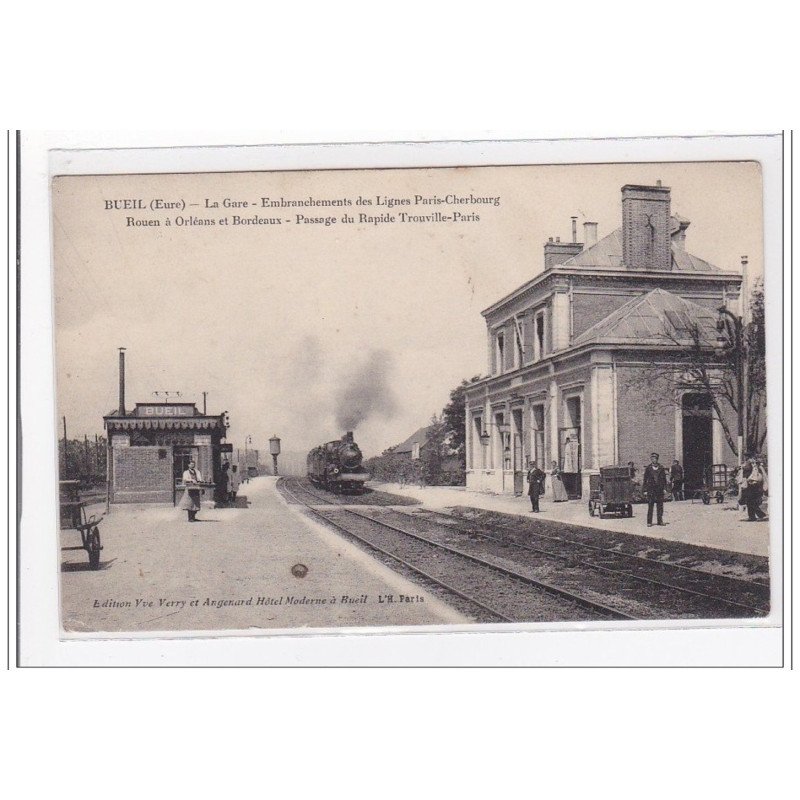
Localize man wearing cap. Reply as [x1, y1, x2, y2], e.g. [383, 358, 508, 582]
[526, 460, 546, 513]
[642, 452, 668, 527]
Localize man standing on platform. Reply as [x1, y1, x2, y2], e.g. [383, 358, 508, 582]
[642, 452, 668, 527]
[670, 459, 684, 501]
[741, 456, 767, 521]
[527, 460, 546, 513]
[215, 462, 230, 508]
[229, 464, 240, 504]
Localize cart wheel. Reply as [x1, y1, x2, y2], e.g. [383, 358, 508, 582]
[702, 492, 711, 505]
[88, 528, 101, 570]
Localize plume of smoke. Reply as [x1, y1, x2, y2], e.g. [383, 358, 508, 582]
[335, 349, 397, 431]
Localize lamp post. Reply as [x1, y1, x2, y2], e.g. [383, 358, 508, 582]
[269, 435, 282, 476]
[717, 305, 746, 466]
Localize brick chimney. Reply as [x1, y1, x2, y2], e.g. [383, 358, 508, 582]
[670, 214, 690, 251]
[544, 235, 583, 269]
[621, 183, 672, 270]
[583, 221, 598, 248]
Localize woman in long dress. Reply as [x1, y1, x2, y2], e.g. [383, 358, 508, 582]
[178, 460, 203, 522]
[550, 460, 568, 502]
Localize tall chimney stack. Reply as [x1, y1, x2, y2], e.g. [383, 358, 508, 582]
[621, 183, 672, 270]
[583, 221, 598, 248]
[118, 347, 126, 416]
[571, 216, 578, 243]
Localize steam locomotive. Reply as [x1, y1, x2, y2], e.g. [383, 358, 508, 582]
[307, 431, 370, 493]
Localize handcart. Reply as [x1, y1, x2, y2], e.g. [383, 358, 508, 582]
[59, 480, 104, 569]
[690, 464, 728, 505]
[588, 466, 634, 518]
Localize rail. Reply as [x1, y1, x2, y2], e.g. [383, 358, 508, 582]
[279, 478, 637, 623]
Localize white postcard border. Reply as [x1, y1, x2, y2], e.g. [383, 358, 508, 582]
[18, 132, 785, 665]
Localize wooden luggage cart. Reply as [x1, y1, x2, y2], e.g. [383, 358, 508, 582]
[588, 466, 634, 518]
[691, 464, 729, 505]
[59, 480, 104, 570]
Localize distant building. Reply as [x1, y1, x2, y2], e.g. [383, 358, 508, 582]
[392, 426, 432, 461]
[464, 183, 742, 498]
[368, 425, 462, 484]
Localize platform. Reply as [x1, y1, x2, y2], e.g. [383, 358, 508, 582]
[60, 476, 467, 634]
[371, 483, 770, 557]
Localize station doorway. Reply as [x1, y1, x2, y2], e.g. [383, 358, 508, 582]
[682, 393, 713, 494]
[560, 395, 582, 498]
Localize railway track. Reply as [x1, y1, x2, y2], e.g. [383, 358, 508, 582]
[279, 479, 638, 623]
[437, 509, 769, 587]
[276, 477, 419, 508]
[398, 508, 769, 617]
[277, 477, 337, 506]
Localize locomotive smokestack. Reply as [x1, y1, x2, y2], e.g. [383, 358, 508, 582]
[118, 347, 126, 416]
[344, 431, 354, 442]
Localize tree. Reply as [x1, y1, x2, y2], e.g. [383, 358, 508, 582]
[744, 280, 767, 455]
[59, 435, 107, 483]
[631, 283, 766, 459]
[419, 413, 447, 485]
[442, 375, 482, 459]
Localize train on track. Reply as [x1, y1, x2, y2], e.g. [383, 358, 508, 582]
[307, 431, 370, 493]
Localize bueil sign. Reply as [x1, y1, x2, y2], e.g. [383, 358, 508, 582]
[142, 406, 192, 416]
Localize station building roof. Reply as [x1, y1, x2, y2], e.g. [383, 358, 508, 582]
[104, 402, 225, 430]
[103, 417, 224, 430]
[561, 221, 721, 273]
[572, 288, 720, 347]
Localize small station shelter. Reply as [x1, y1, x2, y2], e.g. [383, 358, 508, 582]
[104, 402, 229, 504]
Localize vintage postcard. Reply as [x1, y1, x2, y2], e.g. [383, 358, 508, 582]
[48, 141, 781, 642]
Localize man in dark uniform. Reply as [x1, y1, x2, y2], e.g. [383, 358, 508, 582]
[670, 459, 684, 501]
[527, 460, 546, 513]
[642, 452, 668, 527]
[215, 462, 230, 508]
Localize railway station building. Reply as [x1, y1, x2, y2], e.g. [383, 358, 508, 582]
[104, 401, 229, 504]
[464, 182, 743, 499]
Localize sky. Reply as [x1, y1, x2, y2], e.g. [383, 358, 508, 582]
[52, 161, 763, 458]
